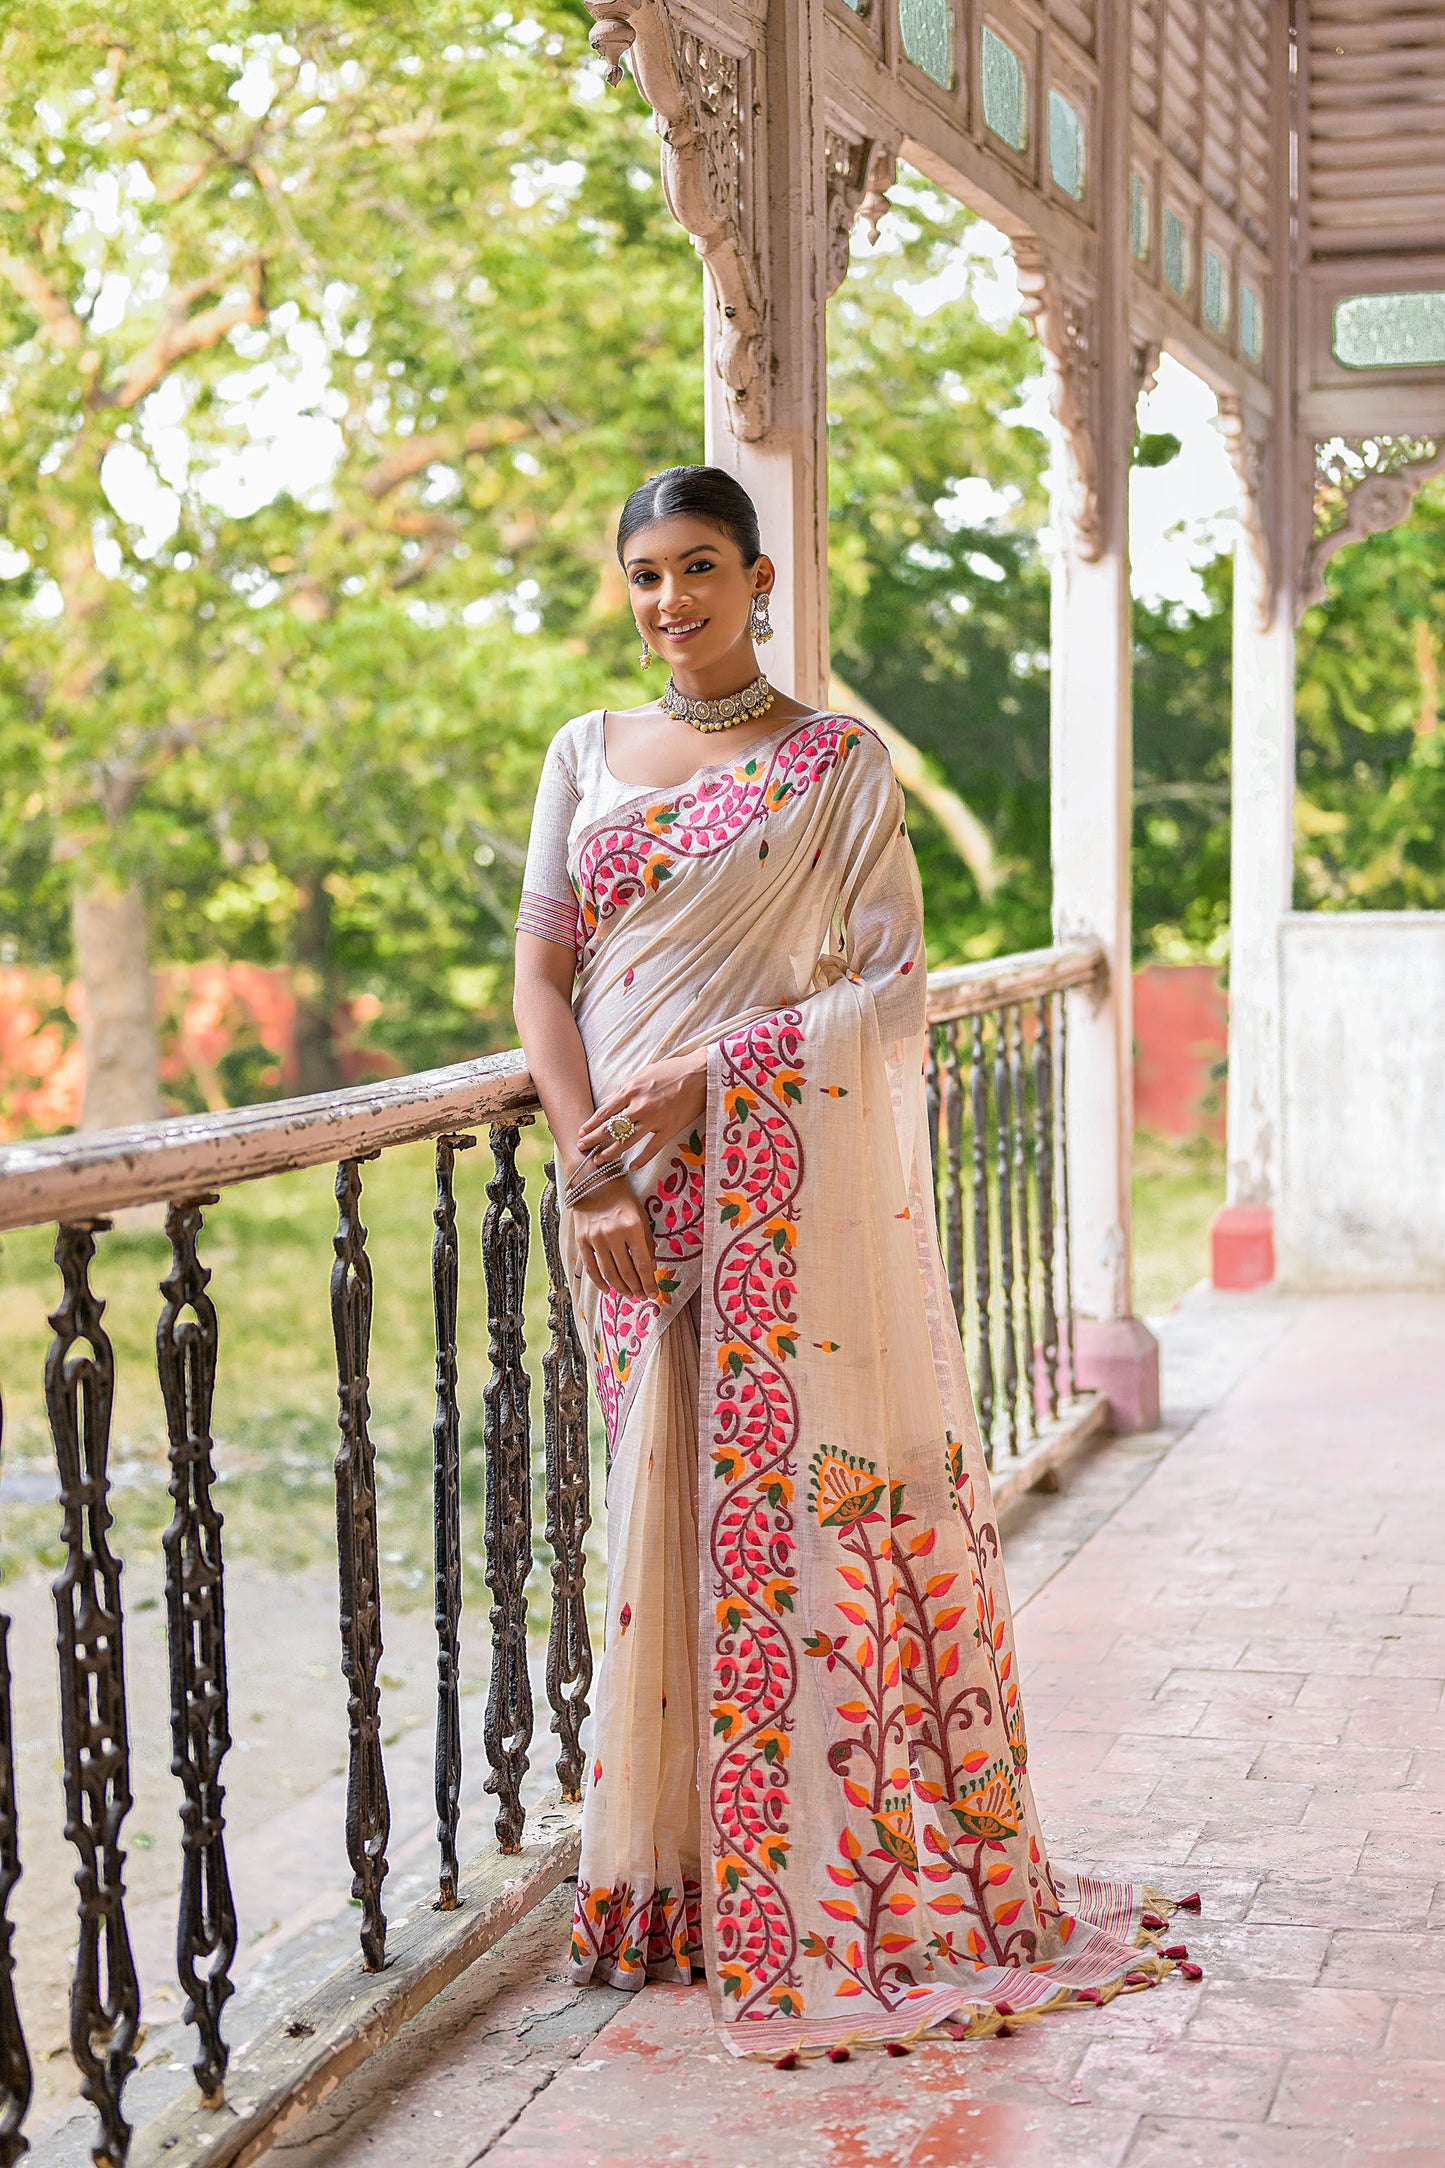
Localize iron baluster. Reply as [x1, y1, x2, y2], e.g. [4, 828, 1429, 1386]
[1009, 1008, 1038, 1439]
[431, 1136, 476, 1912]
[481, 1123, 534, 1853]
[540, 1161, 592, 1801]
[331, 1158, 391, 1971]
[156, 1199, 236, 2106]
[45, 1222, 140, 2168]
[1058, 991, 1077, 1396]
[969, 1014, 995, 1464]
[994, 1015, 1018, 1454]
[924, 1028, 941, 1196]
[1034, 996, 1061, 1420]
[0, 1397, 32, 2168]
[944, 1025, 965, 1330]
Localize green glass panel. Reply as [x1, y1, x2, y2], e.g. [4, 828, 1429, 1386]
[1163, 206, 1189, 297]
[1203, 248, 1228, 333]
[840, 0, 868, 11]
[1129, 170, 1150, 261]
[900, 0, 954, 88]
[1239, 281, 1264, 363]
[1048, 89, 1085, 200]
[981, 26, 1026, 149]
[1332, 291, 1445, 370]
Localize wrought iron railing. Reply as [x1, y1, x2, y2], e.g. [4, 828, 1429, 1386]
[0, 938, 1102, 2164]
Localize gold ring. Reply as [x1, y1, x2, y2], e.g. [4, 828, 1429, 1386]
[607, 1113, 637, 1144]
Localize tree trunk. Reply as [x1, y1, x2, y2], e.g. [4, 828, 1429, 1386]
[293, 878, 341, 1096]
[73, 881, 164, 1131]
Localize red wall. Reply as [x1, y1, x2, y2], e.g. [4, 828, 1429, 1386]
[1133, 963, 1227, 1140]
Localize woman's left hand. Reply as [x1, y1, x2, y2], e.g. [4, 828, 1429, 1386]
[576, 1049, 708, 1166]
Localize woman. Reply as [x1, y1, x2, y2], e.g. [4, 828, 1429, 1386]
[513, 466, 1178, 2062]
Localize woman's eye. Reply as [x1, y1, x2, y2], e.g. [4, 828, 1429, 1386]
[686, 559, 715, 573]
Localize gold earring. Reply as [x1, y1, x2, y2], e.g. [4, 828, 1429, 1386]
[750, 592, 774, 645]
[639, 634, 653, 670]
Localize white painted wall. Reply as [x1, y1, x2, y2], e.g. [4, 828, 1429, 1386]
[1279, 913, 1445, 1286]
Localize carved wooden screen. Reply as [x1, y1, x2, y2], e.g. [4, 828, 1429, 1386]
[1294, 0, 1445, 602]
[1296, 0, 1445, 440]
[825, 0, 1103, 263]
[1126, 0, 1274, 389]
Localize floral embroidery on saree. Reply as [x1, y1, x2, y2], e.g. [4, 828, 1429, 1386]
[573, 715, 863, 965]
[706, 1008, 807, 2019]
[551, 712, 1177, 2056]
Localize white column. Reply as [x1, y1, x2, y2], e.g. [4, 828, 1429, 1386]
[1211, 521, 1295, 1291]
[1051, 544, 1136, 1324]
[703, 0, 829, 708]
[1044, 0, 1158, 1425]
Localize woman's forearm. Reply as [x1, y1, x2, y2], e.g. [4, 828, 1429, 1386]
[513, 973, 596, 1178]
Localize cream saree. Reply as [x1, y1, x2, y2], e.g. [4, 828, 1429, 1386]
[548, 712, 1170, 2058]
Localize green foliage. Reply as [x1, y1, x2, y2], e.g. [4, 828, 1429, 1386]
[1131, 560, 1233, 962]
[1295, 477, 1445, 910]
[0, 3, 702, 1072]
[827, 184, 1053, 962]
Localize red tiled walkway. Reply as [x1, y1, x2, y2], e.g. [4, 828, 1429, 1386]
[278, 1291, 1445, 2166]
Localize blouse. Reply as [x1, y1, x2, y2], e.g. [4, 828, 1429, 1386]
[516, 711, 638, 952]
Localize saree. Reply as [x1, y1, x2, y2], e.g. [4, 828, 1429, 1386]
[524, 710, 1174, 2059]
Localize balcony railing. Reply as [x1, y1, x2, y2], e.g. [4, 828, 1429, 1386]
[0, 937, 1103, 2166]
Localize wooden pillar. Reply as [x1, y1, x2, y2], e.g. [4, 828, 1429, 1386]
[703, 1, 829, 708]
[1023, 0, 1159, 1428]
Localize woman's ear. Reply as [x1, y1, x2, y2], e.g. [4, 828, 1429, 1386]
[754, 554, 777, 598]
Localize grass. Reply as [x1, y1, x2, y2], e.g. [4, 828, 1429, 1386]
[1131, 1129, 1225, 1316]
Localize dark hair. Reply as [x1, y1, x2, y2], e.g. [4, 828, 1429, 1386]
[616, 465, 762, 566]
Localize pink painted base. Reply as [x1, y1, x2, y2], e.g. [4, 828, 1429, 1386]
[1211, 1202, 1275, 1290]
[1072, 1315, 1161, 1434]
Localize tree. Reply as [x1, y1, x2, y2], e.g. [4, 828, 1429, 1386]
[826, 179, 1055, 964]
[0, 1, 703, 1117]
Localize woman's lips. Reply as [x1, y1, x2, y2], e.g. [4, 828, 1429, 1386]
[658, 620, 707, 642]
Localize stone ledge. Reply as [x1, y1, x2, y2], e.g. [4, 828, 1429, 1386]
[130, 1804, 582, 2168]
[990, 1390, 1110, 1516]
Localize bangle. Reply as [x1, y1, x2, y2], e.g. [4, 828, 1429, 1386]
[564, 1155, 625, 1208]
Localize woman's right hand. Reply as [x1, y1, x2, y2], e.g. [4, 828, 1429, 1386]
[572, 1174, 657, 1301]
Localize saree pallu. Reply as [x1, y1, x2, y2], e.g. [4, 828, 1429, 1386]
[558, 713, 1168, 2057]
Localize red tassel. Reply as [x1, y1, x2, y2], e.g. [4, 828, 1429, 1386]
[942, 2018, 970, 2040]
[1125, 1970, 1153, 1986]
[1141, 1910, 1167, 1931]
[885, 2042, 910, 2057]
[1179, 1961, 1204, 1981]
[827, 2046, 851, 2064]
[994, 2001, 1015, 2018]
[1178, 1892, 1202, 1912]
[1162, 1943, 1189, 1960]
[774, 2052, 799, 2071]
[995, 2022, 1014, 2038]
[1076, 1989, 1101, 2004]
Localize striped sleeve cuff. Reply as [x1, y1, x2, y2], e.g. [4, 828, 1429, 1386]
[516, 890, 580, 949]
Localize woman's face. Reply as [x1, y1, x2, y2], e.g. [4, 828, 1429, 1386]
[622, 514, 774, 676]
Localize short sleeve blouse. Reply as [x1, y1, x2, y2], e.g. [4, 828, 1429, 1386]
[516, 711, 638, 950]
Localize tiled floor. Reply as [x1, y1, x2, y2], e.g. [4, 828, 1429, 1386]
[270, 1289, 1445, 2167]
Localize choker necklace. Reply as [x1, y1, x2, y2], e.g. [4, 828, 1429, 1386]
[660, 672, 774, 733]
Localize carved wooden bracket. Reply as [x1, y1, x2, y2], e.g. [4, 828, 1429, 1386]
[1216, 395, 1276, 629]
[584, 2, 770, 440]
[1300, 435, 1445, 613]
[1014, 240, 1101, 559]
[824, 133, 897, 296]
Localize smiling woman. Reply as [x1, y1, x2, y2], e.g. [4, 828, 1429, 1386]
[508, 466, 1183, 2064]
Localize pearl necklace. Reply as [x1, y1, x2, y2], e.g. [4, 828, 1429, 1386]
[659, 672, 775, 733]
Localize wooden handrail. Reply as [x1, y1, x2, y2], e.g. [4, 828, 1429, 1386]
[925, 939, 1107, 1023]
[0, 941, 1107, 1231]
